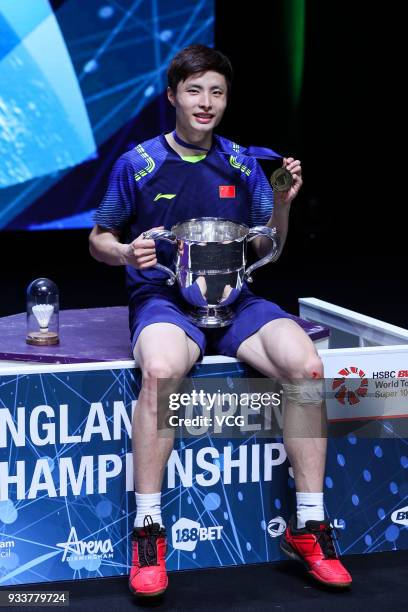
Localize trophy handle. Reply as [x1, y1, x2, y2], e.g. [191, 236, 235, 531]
[142, 229, 177, 286]
[244, 226, 280, 283]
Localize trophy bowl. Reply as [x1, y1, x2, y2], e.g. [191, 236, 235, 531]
[143, 217, 279, 328]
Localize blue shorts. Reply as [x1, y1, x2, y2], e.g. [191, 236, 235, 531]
[129, 288, 293, 359]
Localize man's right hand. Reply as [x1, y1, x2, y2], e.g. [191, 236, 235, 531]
[123, 226, 164, 269]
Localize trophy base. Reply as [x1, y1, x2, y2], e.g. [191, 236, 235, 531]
[188, 307, 234, 328]
[26, 332, 59, 346]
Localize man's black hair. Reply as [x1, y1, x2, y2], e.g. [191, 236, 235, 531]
[167, 44, 233, 95]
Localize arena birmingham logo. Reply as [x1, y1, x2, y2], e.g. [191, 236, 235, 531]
[56, 527, 113, 562]
[332, 366, 368, 405]
[0, 539, 15, 558]
[171, 518, 223, 552]
[391, 506, 408, 526]
[267, 516, 286, 538]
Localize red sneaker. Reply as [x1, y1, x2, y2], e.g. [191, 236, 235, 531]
[280, 516, 352, 588]
[129, 515, 168, 597]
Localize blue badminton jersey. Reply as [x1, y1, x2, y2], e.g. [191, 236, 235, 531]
[93, 133, 274, 303]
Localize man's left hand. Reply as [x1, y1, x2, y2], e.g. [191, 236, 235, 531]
[274, 157, 303, 206]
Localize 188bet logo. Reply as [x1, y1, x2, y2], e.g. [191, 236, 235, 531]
[171, 518, 223, 551]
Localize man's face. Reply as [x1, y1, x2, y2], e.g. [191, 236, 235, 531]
[167, 71, 228, 135]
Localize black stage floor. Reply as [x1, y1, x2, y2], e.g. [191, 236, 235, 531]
[2, 550, 407, 612]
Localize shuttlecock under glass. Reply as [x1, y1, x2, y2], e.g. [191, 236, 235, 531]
[26, 278, 59, 346]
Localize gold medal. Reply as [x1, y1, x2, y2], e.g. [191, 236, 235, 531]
[270, 168, 293, 192]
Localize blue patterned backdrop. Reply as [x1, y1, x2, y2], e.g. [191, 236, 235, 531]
[0, 0, 214, 229]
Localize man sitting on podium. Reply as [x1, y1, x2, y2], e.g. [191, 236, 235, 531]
[89, 44, 352, 596]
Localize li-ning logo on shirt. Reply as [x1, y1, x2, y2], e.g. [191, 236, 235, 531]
[154, 193, 177, 202]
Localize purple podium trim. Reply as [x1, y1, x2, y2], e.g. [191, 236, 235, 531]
[0, 307, 329, 365]
[290, 315, 331, 343]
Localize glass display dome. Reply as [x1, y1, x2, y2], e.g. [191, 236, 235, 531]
[26, 278, 59, 346]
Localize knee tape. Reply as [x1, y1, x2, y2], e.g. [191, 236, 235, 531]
[282, 378, 324, 405]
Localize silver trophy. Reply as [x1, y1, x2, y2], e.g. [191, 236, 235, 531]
[144, 217, 279, 328]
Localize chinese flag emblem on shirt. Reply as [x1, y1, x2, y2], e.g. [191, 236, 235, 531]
[219, 185, 236, 198]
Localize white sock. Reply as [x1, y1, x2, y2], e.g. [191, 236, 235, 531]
[296, 491, 324, 529]
[134, 492, 163, 528]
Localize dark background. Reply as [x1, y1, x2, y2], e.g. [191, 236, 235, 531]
[0, 1, 403, 327]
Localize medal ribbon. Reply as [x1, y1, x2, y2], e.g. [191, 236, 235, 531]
[171, 130, 284, 160]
